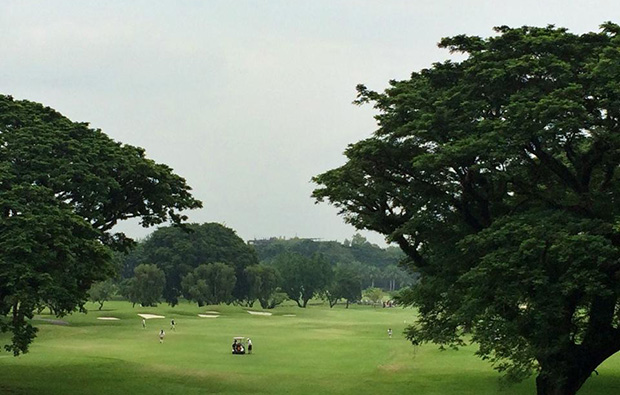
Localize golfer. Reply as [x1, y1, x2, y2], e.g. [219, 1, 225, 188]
[248, 338, 253, 354]
[159, 329, 165, 343]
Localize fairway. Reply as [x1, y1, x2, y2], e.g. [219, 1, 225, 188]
[1, 301, 620, 394]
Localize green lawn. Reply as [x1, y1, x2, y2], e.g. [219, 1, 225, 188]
[1, 301, 619, 394]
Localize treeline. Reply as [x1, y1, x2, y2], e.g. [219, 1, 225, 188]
[251, 234, 415, 291]
[90, 223, 417, 309]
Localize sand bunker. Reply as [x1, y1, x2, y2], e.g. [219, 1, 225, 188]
[198, 314, 219, 318]
[247, 311, 272, 316]
[282, 314, 296, 317]
[97, 317, 120, 321]
[203, 311, 220, 314]
[137, 314, 165, 319]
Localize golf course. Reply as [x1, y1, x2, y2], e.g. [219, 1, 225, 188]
[1, 301, 620, 394]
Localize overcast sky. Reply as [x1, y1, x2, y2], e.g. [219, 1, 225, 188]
[1, 1, 618, 246]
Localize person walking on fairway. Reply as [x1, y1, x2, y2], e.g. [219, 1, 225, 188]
[247, 338, 253, 354]
[388, 328, 393, 338]
[159, 329, 165, 343]
[170, 318, 176, 331]
[142, 318, 146, 329]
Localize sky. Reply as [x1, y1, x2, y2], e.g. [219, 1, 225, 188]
[1, 1, 619, 246]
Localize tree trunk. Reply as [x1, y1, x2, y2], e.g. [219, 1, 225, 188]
[535, 369, 588, 395]
[535, 345, 617, 395]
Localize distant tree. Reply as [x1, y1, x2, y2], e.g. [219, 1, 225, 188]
[88, 280, 117, 310]
[350, 233, 368, 247]
[119, 278, 137, 307]
[323, 286, 340, 308]
[251, 236, 405, 293]
[118, 244, 146, 280]
[363, 287, 384, 306]
[325, 265, 362, 308]
[128, 264, 165, 307]
[275, 253, 332, 308]
[364, 266, 381, 288]
[382, 265, 413, 292]
[0, 95, 201, 355]
[181, 263, 236, 306]
[244, 264, 280, 308]
[264, 290, 288, 309]
[135, 223, 258, 305]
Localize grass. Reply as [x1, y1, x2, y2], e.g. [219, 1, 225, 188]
[1, 301, 619, 394]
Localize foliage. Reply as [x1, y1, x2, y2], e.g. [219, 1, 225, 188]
[273, 252, 332, 308]
[264, 290, 288, 309]
[313, 23, 620, 394]
[88, 280, 117, 310]
[181, 263, 236, 306]
[125, 264, 165, 307]
[252, 235, 403, 267]
[0, 185, 113, 354]
[244, 264, 280, 308]
[251, 235, 410, 291]
[0, 95, 201, 355]
[325, 264, 362, 308]
[122, 223, 258, 305]
[382, 264, 414, 291]
[362, 287, 384, 306]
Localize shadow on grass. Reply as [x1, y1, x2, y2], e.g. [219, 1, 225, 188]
[0, 358, 251, 395]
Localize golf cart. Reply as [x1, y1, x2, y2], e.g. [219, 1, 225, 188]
[232, 336, 247, 354]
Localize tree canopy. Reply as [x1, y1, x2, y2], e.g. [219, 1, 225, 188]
[181, 262, 236, 306]
[273, 252, 332, 308]
[251, 236, 410, 291]
[124, 264, 166, 307]
[124, 223, 259, 305]
[88, 280, 117, 311]
[313, 23, 620, 395]
[325, 264, 362, 308]
[0, 95, 202, 355]
[244, 264, 281, 309]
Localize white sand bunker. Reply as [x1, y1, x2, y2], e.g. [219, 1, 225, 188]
[204, 311, 220, 314]
[97, 317, 120, 321]
[138, 314, 165, 319]
[282, 314, 296, 317]
[247, 311, 272, 316]
[198, 314, 219, 318]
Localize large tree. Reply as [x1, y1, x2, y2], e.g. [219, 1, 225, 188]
[88, 280, 117, 311]
[244, 264, 280, 308]
[125, 264, 166, 307]
[181, 262, 236, 306]
[0, 95, 202, 355]
[274, 252, 332, 308]
[132, 223, 258, 305]
[325, 264, 362, 308]
[313, 24, 620, 395]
